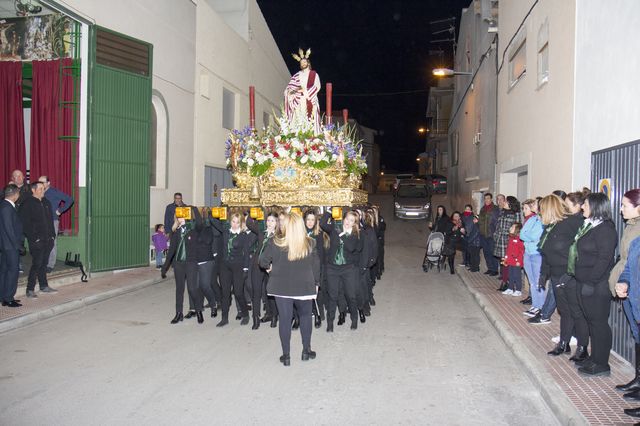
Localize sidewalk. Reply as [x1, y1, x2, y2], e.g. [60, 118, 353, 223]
[457, 266, 638, 425]
[0, 266, 168, 334]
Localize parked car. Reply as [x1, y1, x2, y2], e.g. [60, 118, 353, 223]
[393, 173, 414, 192]
[426, 174, 447, 194]
[394, 179, 431, 220]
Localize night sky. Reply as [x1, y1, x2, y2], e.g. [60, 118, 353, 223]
[257, 0, 470, 172]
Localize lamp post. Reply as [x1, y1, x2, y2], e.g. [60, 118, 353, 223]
[432, 68, 473, 77]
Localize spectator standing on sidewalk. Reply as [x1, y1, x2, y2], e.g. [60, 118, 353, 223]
[611, 189, 640, 395]
[39, 176, 74, 272]
[19, 182, 57, 297]
[520, 199, 545, 316]
[501, 222, 525, 297]
[462, 208, 481, 272]
[10, 169, 31, 207]
[164, 193, 184, 236]
[0, 184, 23, 307]
[573, 193, 617, 376]
[478, 193, 500, 276]
[152, 224, 168, 268]
[494, 196, 520, 292]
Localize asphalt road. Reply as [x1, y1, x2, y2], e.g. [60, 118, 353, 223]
[0, 194, 557, 425]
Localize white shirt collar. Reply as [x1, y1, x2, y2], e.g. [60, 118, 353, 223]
[5, 199, 15, 208]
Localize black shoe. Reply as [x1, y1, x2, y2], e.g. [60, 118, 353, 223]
[252, 316, 260, 330]
[279, 354, 290, 366]
[547, 341, 569, 356]
[337, 312, 346, 326]
[302, 349, 317, 361]
[211, 307, 217, 318]
[497, 282, 508, 292]
[574, 357, 593, 368]
[350, 321, 357, 330]
[370, 297, 376, 306]
[314, 315, 322, 329]
[578, 363, 610, 377]
[235, 313, 242, 320]
[292, 318, 300, 330]
[240, 315, 250, 325]
[520, 296, 532, 305]
[569, 346, 589, 363]
[618, 377, 640, 393]
[185, 310, 196, 319]
[170, 312, 183, 324]
[2, 300, 22, 307]
[624, 390, 640, 401]
[484, 270, 492, 275]
[216, 317, 229, 327]
[196, 311, 204, 324]
[270, 316, 278, 328]
[364, 310, 371, 317]
[261, 315, 273, 323]
[326, 321, 334, 332]
[46, 267, 54, 273]
[359, 310, 366, 323]
[489, 271, 499, 276]
[624, 407, 640, 418]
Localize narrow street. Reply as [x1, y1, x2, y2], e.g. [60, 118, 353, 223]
[0, 195, 557, 425]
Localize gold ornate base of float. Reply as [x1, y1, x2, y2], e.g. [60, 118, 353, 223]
[221, 187, 368, 207]
[221, 158, 368, 207]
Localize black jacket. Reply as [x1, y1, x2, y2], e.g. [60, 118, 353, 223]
[210, 219, 251, 267]
[574, 220, 617, 287]
[196, 225, 214, 262]
[259, 239, 320, 297]
[540, 213, 584, 279]
[162, 225, 200, 274]
[320, 212, 363, 266]
[360, 225, 378, 268]
[247, 217, 275, 267]
[431, 214, 453, 235]
[0, 200, 22, 251]
[18, 196, 55, 244]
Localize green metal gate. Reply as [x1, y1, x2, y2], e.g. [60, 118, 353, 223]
[88, 26, 152, 271]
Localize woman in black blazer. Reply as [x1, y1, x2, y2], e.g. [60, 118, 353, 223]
[259, 212, 320, 366]
[304, 209, 328, 329]
[320, 209, 363, 332]
[574, 193, 618, 376]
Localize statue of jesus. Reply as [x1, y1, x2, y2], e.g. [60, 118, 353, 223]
[284, 48, 321, 134]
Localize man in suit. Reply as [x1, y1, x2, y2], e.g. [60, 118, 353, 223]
[164, 192, 184, 236]
[19, 182, 57, 298]
[39, 176, 74, 272]
[0, 184, 23, 307]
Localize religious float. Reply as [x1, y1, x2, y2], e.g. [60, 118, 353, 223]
[220, 49, 368, 211]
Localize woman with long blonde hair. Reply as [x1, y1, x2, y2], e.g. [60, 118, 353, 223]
[259, 212, 320, 366]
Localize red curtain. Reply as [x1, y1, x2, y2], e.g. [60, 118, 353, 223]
[0, 61, 26, 185]
[30, 58, 78, 233]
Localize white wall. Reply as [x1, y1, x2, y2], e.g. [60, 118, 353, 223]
[572, 0, 640, 190]
[61, 0, 197, 228]
[192, 0, 289, 205]
[496, 0, 575, 197]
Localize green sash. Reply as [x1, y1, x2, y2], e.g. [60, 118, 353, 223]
[567, 222, 592, 276]
[334, 236, 346, 265]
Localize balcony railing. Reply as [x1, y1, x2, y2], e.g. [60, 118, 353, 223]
[428, 119, 449, 137]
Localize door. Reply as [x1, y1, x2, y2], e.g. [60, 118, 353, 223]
[88, 26, 152, 272]
[204, 166, 232, 207]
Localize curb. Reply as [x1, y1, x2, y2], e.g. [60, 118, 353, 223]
[0, 275, 170, 335]
[457, 270, 589, 426]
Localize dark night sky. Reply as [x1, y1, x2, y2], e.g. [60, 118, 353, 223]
[257, 0, 470, 172]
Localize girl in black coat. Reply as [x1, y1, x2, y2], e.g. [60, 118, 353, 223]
[246, 212, 278, 329]
[320, 209, 363, 331]
[358, 209, 378, 320]
[304, 209, 328, 329]
[574, 193, 618, 376]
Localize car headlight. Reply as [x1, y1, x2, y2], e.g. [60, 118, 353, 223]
[395, 202, 400, 209]
[424, 203, 430, 209]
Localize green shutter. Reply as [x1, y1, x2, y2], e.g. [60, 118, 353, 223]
[88, 26, 152, 272]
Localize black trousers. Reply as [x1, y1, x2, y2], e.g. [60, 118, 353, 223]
[358, 267, 371, 312]
[326, 264, 359, 324]
[219, 259, 248, 319]
[275, 297, 312, 355]
[27, 239, 53, 291]
[579, 281, 612, 366]
[174, 261, 202, 313]
[0, 249, 19, 302]
[467, 246, 481, 271]
[197, 260, 216, 308]
[376, 237, 385, 275]
[315, 266, 326, 320]
[552, 275, 588, 346]
[250, 261, 274, 319]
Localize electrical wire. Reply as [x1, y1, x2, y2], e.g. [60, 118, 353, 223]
[496, 0, 539, 75]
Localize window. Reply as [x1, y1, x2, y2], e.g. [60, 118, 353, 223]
[151, 92, 168, 188]
[222, 88, 235, 130]
[537, 19, 549, 87]
[508, 28, 527, 88]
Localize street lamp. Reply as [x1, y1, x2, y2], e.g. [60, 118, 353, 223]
[418, 127, 429, 134]
[432, 68, 473, 77]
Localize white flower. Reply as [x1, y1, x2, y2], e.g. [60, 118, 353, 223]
[300, 155, 309, 164]
[247, 158, 255, 167]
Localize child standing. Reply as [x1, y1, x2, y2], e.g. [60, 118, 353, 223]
[152, 224, 168, 268]
[502, 223, 525, 296]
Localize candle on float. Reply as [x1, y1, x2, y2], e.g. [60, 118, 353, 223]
[326, 83, 333, 125]
[249, 85, 256, 129]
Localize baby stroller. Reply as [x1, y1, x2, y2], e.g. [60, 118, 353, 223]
[422, 232, 446, 272]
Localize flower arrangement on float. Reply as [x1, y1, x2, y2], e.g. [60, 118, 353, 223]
[224, 107, 368, 177]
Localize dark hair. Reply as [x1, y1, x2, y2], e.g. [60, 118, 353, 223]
[506, 196, 520, 213]
[174, 192, 182, 197]
[155, 224, 164, 232]
[303, 208, 318, 221]
[586, 193, 612, 221]
[3, 184, 19, 198]
[436, 205, 447, 218]
[552, 190, 567, 200]
[624, 189, 640, 208]
[464, 204, 473, 211]
[484, 192, 493, 199]
[451, 211, 462, 220]
[30, 182, 43, 191]
[566, 190, 587, 206]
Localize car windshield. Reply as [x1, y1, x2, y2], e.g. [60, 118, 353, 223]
[397, 185, 427, 198]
